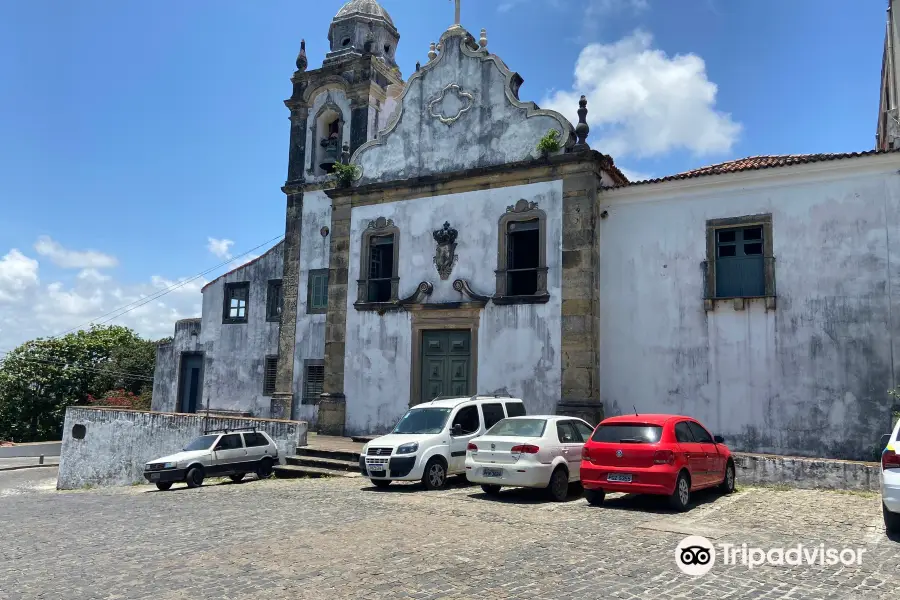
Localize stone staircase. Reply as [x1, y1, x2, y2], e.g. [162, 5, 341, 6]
[273, 446, 362, 479]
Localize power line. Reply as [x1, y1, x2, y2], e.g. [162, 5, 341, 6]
[0, 351, 155, 382]
[35, 233, 284, 342]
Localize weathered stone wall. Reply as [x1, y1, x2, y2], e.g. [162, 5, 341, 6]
[733, 452, 881, 492]
[151, 318, 202, 413]
[57, 407, 307, 489]
[599, 155, 900, 460]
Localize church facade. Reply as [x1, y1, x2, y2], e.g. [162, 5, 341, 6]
[154, 0, 900, 461]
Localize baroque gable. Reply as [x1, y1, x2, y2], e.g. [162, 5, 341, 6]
[351, 27, 575, 184]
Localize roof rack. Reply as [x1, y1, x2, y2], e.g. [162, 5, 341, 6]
[203, 427, 259, 435]
[471, 387, 512, 400]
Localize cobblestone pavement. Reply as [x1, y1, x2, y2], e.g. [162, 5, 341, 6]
[1, 475, 899, 599]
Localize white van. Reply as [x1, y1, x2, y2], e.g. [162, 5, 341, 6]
[360, 393, 527, 490]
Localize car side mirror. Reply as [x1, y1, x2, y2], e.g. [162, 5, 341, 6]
[452, 423, 462, 436]
[882, 433, 892, 450]
[714, 435, 725, 444]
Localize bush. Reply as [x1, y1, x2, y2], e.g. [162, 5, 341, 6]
[537, 129, 561, 154]
[331, 162, 359, 187]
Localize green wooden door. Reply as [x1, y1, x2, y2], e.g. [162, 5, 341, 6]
[421, 330, 471, 404]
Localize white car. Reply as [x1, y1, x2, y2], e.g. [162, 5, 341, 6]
[360, 394, 527, 490]
[465, 415, 596, 501]
[881, 422, 900, 532]
[143, 428, 279, 491]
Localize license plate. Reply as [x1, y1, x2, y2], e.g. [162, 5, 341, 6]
[149, 473, 160, 482]
[482, 468, 503, 478]
[368, 465, 385, 475]
[607, 473, 632, 483]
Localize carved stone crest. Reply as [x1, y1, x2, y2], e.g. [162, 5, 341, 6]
[428, 83, 474, 125]
[507, 199, 539, 213]
[432, 221, 458, 280]
[367, 217, 394, 230]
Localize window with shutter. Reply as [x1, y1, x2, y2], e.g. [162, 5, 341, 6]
[263, 356, 278, 396]
[302, 360, 325, 405]
[704, 214, 775, 309]
[307, 269, 329, 314]
[266, 279, 283, 322]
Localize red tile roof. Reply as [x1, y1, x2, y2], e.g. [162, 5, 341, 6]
[623, 149, 900, 187]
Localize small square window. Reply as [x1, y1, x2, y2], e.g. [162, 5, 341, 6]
[302, 360, 325, 405]
[307, 269, 329, 314]
[707, 217, 773, 303]
[266, 280, 283, 322]
[223, 282, 249, 323]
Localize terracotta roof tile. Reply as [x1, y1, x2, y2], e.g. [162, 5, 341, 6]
[619, 149, 900, 188]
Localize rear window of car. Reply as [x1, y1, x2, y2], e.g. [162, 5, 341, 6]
[243, 432, 269, 447]
[590, 423, 663, 444]
[486, 418, 546, 437]
[505, 402, 526, 417]
[482, 403, 506, 429]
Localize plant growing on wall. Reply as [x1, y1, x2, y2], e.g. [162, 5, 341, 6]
[537, 129, 561, 155]
[331, 162, 359, 187]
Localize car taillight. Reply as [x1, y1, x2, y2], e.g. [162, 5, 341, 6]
[581, 445, 591, 460]
[467, 443, 478, 452]
[653, 450, 675, 465]
[883, 449, 900, 469]
[510, 444, 540, 454]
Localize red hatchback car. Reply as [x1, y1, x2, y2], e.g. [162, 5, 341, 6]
[580, 414, 735, 511]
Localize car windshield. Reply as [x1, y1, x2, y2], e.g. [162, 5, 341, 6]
[486, 418, 547, 437]
[392, 408, 452, 434]
[183, 435, 218, 451]
[591, 423, 663, 444]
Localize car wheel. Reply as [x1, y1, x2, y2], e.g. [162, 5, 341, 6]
[670, 471, 691, 512]
[256, 458, 273, 480]
[185, 466, 204, 489]
[481, 484, 502, 495]
[155, 482, 173, 491]
[421, 458, 447, 490]
[884, 503, 900, 533]
[547, 467, 569, 502]
[584, 489, 605, 506]
[371, 479, 392, 488]
[719, 460, 736, 494]
[229, 473, 245, 483]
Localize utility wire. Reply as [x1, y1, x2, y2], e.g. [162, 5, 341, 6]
[50, 233, 284, 339]
[0, 351, 154, 382]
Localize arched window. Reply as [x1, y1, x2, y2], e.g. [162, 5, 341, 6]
[494, 199, 549, 304]
[355, 217, 400, 309]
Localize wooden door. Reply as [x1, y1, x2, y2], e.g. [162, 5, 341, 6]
[420, 330, 471, 404]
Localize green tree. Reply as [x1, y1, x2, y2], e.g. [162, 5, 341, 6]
[0, 325, 163, 442]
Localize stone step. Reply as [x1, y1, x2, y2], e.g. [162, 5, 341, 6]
[285, 455, 360, 472]
[272, 464, 360, 479]
[295, 447, 361, 463]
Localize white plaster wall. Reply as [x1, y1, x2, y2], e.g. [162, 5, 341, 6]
[292, 190, 332, 424]
[198, 243, 283, 417]
[343, 181, 563, 435]
[599, 158, 900, 460]
[151, 319, 202, 413]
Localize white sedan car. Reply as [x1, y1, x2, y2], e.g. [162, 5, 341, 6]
[465, 415, 596, 501]
[881, 421, 900, 533]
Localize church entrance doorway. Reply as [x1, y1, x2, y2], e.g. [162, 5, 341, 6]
[420, 330, 472, 404]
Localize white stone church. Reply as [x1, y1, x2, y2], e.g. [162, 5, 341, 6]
[153, 0, 900, 460]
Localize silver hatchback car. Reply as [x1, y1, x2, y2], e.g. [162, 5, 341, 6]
[144, 428, 279, 490]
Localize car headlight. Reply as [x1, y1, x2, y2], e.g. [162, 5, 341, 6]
[396, 442, 418, 455]
[362, 444, 369, 456]
[163, 462, 176, 469]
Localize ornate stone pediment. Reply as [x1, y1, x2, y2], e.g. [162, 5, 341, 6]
[428, 83, 474, 125]
[432, 222, 458, 280]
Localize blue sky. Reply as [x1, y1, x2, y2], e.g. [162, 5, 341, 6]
[0, 0, 888, 347]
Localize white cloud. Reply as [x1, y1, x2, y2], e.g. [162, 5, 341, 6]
[207, 237, 234, 260]
[542, 30, 741, 159]
[33, 235, 118, 269]
[498, 0, 563, 12]
[0, 252, 210, 350]
[585, 0, 648, 18]
[618, 166, 654, 182]
[0, 249, 40, 302]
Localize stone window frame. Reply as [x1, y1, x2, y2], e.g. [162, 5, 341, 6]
[222, 282, 250, 324]
[302, 359, 325, 405]
[354, 216, 401, 311]
[704, 213, 776, 311]
[494, 199, 550, 305]
[307, 269, 330, 314]
[409, 307, 480, 408]
[263, 355, 278, 396]
[266, 279, 283, 322]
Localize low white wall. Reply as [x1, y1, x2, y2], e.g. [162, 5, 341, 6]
[57, 407, 308, 489]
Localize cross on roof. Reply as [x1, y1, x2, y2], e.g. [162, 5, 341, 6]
[452, 0, 460, 26]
